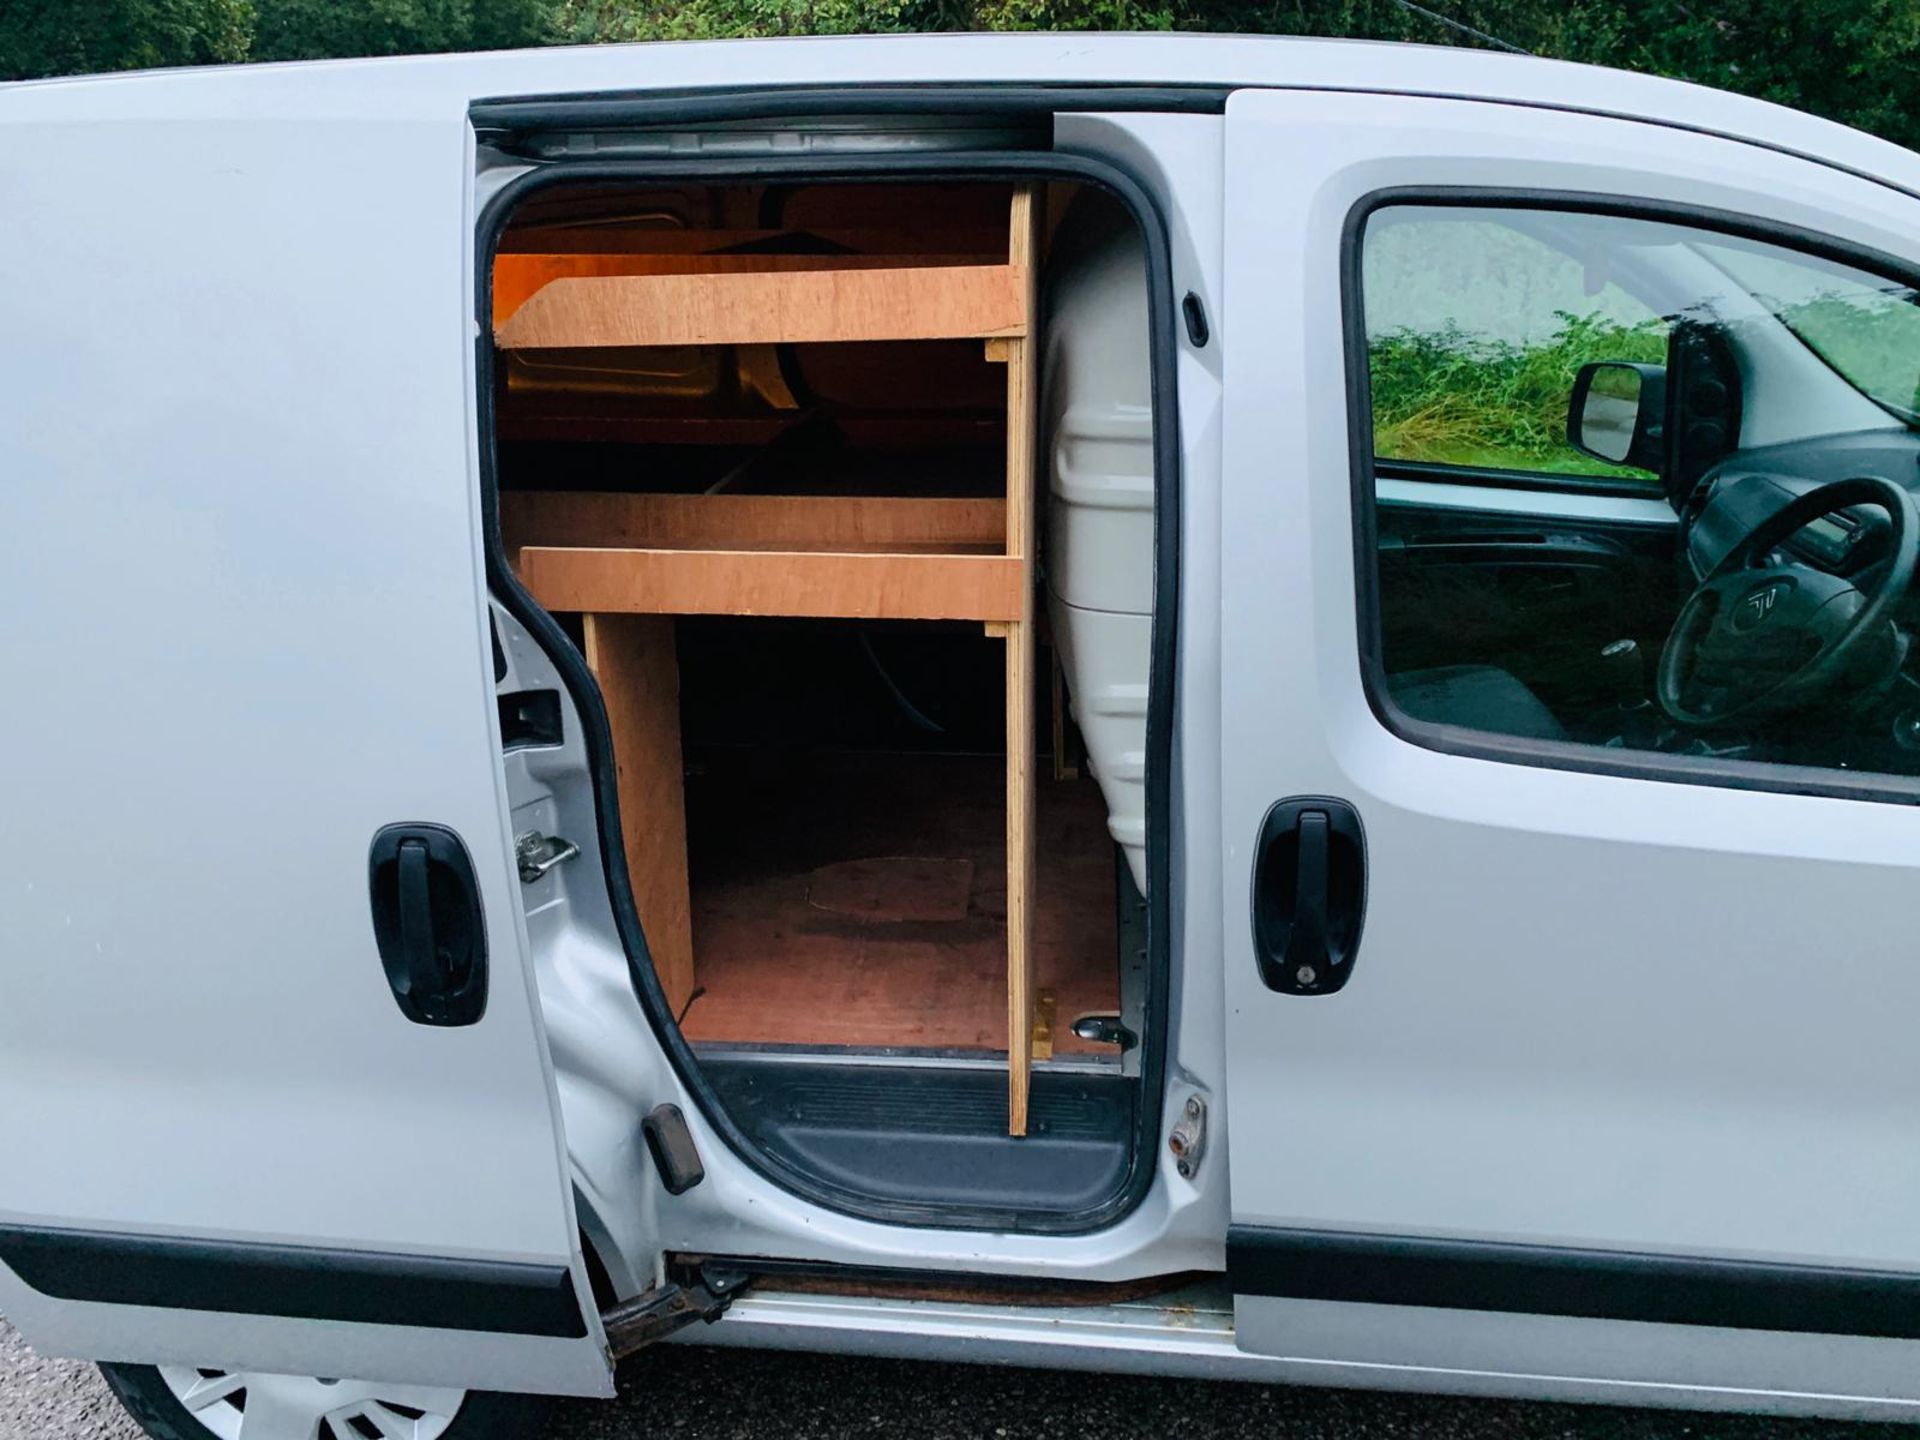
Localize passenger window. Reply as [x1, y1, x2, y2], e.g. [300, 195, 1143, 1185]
[1363, 211, 1669, 482]
[1356, 202, 1920, 789]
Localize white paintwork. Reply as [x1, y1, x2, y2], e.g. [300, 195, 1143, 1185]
[1220, 85, 1920, 1394]
[0, 63, 609, 1397]
[8, 28, 1920, 1422]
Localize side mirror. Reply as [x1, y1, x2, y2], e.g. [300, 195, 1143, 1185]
[1569, 361, 1666, 471]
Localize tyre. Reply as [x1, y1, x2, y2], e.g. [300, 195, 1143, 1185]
[99, 1360, 552, 1440]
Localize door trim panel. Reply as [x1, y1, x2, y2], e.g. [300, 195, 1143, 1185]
[1229, 1226, 1920, 1339]
[0, 1225, 588, 1338]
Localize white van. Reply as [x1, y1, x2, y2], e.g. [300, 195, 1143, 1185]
[12, 31, 1920, 1437]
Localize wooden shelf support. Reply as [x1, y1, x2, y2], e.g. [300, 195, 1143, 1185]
[1005, 184, 1041, 1138]
[582, 614, 696, 1019]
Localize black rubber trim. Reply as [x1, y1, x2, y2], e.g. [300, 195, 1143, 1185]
[0, 1224, 588, 1337]
[1228, 1226, 1920, 1339]
[1346, 185, 1920, 807]
[473, 144, 1179, 1235]
[471, 82, 1228, 136]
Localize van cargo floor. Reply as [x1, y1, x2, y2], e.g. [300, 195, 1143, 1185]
[678, 748, 1120, 1054]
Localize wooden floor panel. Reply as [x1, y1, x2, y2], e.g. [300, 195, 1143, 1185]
[678, 750, 1119, 1054]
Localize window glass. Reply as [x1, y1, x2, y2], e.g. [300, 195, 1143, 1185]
[1359, 203, 1920, 788]
[1695, 239, 1920, 419]
[1364, 212, 1668, 479]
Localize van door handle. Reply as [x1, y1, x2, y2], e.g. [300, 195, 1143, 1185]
[395, 838, 440, 1004]
[1251, 797, 1366, 996]
[369, 823, 490, 1027]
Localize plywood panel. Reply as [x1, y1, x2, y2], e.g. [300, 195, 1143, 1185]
[494, 252, 998, 326]
[582, 614, 695, 1017]
[503, 491, 1007, 559]
[678, 754, 1119, 1055]
[495, 265, 1029, 350]
[518, 547, 1026, 622]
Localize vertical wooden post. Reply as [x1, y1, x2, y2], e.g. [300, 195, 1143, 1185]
[582, 613, 697, 1017]
[1005, 185, 1039, 1137]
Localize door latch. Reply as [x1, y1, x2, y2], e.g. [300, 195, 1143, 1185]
[515, 829, 579, 884]
[1168, 1094, 1207, 1179]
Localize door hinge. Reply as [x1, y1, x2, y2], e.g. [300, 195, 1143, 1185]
[515, 829, 580, 884]
[601, 1266, 750, 1360]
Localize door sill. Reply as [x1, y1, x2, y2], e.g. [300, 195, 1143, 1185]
[699, 1055, 1136, 1221]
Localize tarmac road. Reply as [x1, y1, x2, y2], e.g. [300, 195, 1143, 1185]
[5, 1317, 1915, 1440]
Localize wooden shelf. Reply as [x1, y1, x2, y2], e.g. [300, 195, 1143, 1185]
[494, 252, 1002, 326]
[499, 224, 1008, 257]
[494, 264, 1028, 350]
[518, 546, 1023, 623]
[503, 490, 1006, 557]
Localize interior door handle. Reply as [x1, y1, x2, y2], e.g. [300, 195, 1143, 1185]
[369, 823, 490, 1027]
[1251, 797, 1366, 996]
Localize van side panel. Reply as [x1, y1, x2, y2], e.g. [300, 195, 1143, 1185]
[0, 86, 608, 1395]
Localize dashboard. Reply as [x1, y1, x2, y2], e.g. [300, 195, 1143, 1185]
[1685, 430, 1920, 581]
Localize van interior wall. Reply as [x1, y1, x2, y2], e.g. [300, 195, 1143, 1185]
[492, 178, 1130, 1139]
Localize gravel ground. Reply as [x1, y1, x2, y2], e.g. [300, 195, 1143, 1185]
[6, 1316, 1917, 1440]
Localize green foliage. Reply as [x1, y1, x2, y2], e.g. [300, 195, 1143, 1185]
[1369, 311, 1667, 477]
[0, 0, 253, 81]
[550, 0, 1177, 39]
[250, 0, 552, 61]
[1782, 294, 1920, 417]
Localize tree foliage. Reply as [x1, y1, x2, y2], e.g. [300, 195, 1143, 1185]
[0, 0, 551, 77]
[251, 0, 552, 62]
[6, 0, 1920, 155]
[0, 0, 253, 81]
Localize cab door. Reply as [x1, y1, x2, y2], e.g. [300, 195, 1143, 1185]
[1220, 87, 1920, 1410]
[0, 89, 613, 1397]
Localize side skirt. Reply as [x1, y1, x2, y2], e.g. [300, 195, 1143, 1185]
[671, 1276, 1920, 1423]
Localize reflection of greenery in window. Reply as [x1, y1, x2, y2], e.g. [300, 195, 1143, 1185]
[1696, 242, 1920, 421]
[1777, 293, 1920, 419]
[1370, 313, 1667, 477]
[1364, 214, 1668, 480]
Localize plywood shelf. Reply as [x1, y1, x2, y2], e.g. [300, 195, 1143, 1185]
[494, 252, 1002, 326]
[503, 490, 1007, 557]
[498, 225, 1008, 257]
[518, 546, 1024, 623]
[494, 264, 1028, 351]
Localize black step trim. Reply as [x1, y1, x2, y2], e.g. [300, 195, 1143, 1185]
[1228, 1226, 1920, 1339]
[0, 1225, 588, 1338]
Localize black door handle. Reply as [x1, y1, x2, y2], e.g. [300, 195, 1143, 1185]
[1251, 797, 1366, 996]
[369, 823, 489, 1027]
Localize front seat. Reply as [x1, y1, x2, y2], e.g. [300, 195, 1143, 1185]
[1387, 664, 1567, 742]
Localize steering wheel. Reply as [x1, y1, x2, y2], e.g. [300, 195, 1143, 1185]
[1657, 475, 1919, 728]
